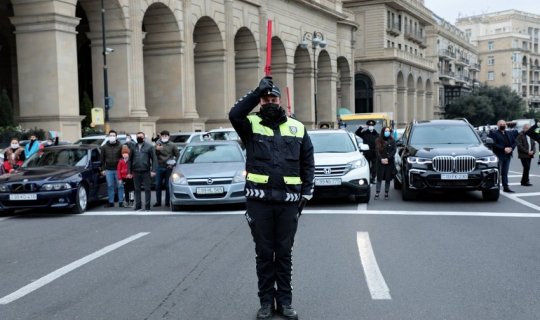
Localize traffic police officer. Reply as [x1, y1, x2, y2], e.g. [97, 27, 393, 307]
[229, 76, 315, 320]
[358, 120, 378, 183]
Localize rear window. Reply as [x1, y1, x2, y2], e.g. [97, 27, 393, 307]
[310, 133, 356, 153]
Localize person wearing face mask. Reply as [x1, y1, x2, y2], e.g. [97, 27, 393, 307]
[154, 130, 179, 207]
[117, 145, 134, 207]
[24, 134, 40, 158]
[100, 130, 124, 207]
[132, 132, 158, 211]
[3, 138, 25, 173]
[229, 76, 315, 320]
[488, 119, 517, 193]
[359, 120, 379, 184]
[374, 127, 396, 200]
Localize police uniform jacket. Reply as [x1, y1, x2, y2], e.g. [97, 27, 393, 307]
[229, 90, 315, 203]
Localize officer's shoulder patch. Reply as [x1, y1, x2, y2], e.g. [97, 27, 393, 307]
[289, 126, 298, 135]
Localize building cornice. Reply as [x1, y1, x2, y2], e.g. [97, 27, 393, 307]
[344, 0, 436, 25]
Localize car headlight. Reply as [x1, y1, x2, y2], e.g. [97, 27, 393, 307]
[41, 183, 71, 191]
[0, 184, 8, 192]
[477, 155, 498, 164]
[232, 170, 246, 183]
[171, 172, 188, 185]
[407, 157, 432, 165]
[349, 158, 367, 169]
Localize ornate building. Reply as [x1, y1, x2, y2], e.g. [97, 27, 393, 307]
[0, 0, 357, 140]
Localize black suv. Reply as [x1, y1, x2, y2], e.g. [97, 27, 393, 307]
[394, 119, 500, 201]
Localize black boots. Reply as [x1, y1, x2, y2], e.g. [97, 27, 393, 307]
[256, 304, 273, 320]
[276, 304, 298, 320]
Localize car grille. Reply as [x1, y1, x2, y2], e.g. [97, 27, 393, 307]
[187, 178, 232, 186]
[432, 156, 476, 173]
[9, 183, 39, 193]
[315, 165, 350, 177]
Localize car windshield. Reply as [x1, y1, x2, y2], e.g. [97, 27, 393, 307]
[74, 137, 105, 145]
[310, 133, 357, 153]
[171, 134, 192, 143]
[180, 144, 243, 164]
[410, 125, 480, 145]
[210, 131, 239, 141]
[23, 149, 89, 168]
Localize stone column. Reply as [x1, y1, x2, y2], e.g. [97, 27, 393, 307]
[425, 91, 434, 120]
[10, 13, 84, 142]
[340, 76, 353, 111]
[417, 90, 426, 120]
[273, 62, 295, 113]
[397, 87, 407, 126]
[374, 85, 397, 116]
[317, 70, 337, 125]
[407, 88, 416, 123]
[293, 66, 314, 126]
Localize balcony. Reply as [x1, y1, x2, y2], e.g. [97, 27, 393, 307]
[439, 49, 456, 60]
[439, 70, 455, 79]
[469, 63, 481, 71]
[531, 96, 540, 102]
[386, 22, 401, 36]
[455, 56, 470, 66]
[404, 30, 427, 46]
[379, 48, 435, 70]
[455, 74, 469, 84]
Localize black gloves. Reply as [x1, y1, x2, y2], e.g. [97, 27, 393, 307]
[254, 76, 273, 97]
[298, 196, 309, 216]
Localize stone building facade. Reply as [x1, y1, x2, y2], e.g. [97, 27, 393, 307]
[0, 0, 357, 141]
[456, 10, 540, 109]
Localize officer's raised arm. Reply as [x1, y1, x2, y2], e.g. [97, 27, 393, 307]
[229, 76, 273, 143]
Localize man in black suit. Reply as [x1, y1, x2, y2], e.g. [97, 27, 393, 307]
[488, 119, 517, 192]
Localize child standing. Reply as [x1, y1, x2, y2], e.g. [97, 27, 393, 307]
[117, 145, 134, 207]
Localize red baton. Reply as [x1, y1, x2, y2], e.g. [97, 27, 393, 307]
[265, 20, 272, 77]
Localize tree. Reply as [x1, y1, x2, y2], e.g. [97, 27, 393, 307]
[0, 89, 15, 127]
[445, 85, 525, 126]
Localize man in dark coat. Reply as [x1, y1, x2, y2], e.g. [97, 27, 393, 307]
[359, 120, 378, 183]
[488, 119, 517, 192]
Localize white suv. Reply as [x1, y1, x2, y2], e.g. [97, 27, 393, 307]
[309, 129, 371, 203]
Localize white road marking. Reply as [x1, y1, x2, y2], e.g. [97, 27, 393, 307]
[513, 192, 540, 197]
[356, 232, 391, 300]
[500, 192, 540, 211]
[0, 217, 10, 222]
[357, 203, 367, 211]
[82, 209, 540, 217]
[0, 232, 150, 305]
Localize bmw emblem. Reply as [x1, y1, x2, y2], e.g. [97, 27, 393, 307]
[207, 179, 213, 185]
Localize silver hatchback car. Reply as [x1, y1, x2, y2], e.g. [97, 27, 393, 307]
[169, 141, 246, 210]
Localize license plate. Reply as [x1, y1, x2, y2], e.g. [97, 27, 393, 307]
[9, 193, 37, 200]
[314, 178, 342, 186]
[196, 187, 224, 194]
[441, 174, 468, 180]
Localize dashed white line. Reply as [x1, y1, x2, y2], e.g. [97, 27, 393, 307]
[356, 232, 391, 300]
[0, 232, 150, 305]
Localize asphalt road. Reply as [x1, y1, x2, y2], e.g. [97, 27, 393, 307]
[1, 159, 539, 320]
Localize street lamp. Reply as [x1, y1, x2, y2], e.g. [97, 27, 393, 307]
[101, 0, 110, 133]
[300, 31, 326, 126]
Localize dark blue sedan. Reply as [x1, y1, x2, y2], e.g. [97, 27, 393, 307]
[0, 145, 107, 214]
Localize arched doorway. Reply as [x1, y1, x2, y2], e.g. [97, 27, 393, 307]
[0, 0, 17, 122]
[142, 3, 183, 124]
[76, 2, 93, 129]
[355, 73, 373, 113]
[194, 17, 226, 121]
[293, 46, 312, 123]
[234, 27, 258, 100]
[317, 50, 333, 124]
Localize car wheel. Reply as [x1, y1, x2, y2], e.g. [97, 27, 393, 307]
[72, 184, 88, 214]
[401, 177, 417, 201]
[170, 202, 181, 212]
[482, 188, 499, 201]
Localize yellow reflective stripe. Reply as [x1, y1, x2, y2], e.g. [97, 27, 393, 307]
[248, 115, 274, 136]
[283, 176, 302, 185]
[246, 173, 269, 183]
[279, 118, 305, 138]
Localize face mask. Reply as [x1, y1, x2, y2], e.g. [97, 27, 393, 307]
[126, 137, 131, 143]
[30, 137, 36, 141]
[109, 136, 117, 143]
[384, 131, 391, 138]
[260, 103, 282, 122]
[368, 126, 374, 131]
[11, 144, 19, 149]
[161, 137, 169, 143]
[137, 137, 144, 144]
[499, 126, 506, 131]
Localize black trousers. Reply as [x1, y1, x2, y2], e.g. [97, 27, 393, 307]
[367, 156, 376, 180]
[246, 199, 299, 306]
[133, 170, 152, 210]
[520, 157, 531, 184]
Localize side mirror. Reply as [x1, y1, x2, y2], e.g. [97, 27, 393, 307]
[360, 143, 369, 151]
